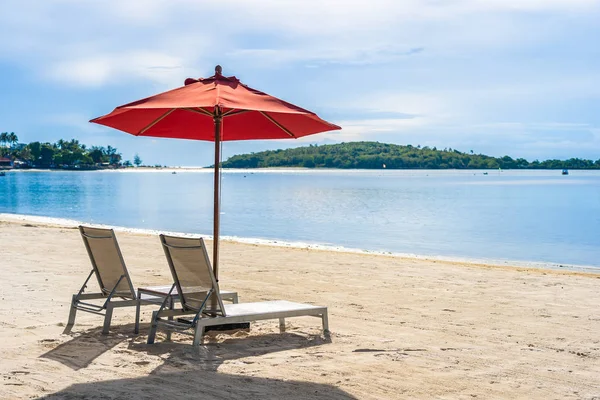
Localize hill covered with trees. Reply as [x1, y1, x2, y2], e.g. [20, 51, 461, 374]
[221, 142, 600, 170]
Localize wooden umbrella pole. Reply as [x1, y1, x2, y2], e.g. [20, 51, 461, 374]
[213, 108, 222, 280]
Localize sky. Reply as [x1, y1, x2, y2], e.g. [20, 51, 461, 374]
[1, 0, 599, 166]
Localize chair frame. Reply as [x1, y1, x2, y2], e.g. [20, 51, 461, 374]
[66, 226, 142, 334]
[148, 234, 329, 347]
[146, 235, 225, 342]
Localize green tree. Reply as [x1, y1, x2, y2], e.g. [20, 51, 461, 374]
[7, 132, 18, 148]
[40, 144, 57, 167]
[0, 132, 8, 155]
[220, 141, 600, 170]
[88, 146, 105, 164]
[18, 147, 32, 162]
[302, 157, 315, 168]
[105, 146, 122, 165]
[134, 154, 142, 167]
[28, 142, 42, 162]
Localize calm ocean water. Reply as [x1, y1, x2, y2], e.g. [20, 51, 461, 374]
[1, 169, 598, 268]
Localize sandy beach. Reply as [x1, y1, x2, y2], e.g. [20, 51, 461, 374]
[1, 217, 599, 399]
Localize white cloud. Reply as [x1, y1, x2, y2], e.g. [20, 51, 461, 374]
[43, 113, 104, 132]
[331, 92, 451, 117]
[227, 46, 425, 67]
[469, 122, 593, 131]
[295, 117, 433, 142]
[2, 0, 599, 87]
[1, 0, 600, 162]
[466, 0, 599, 12]
[47, 52, 185, 87]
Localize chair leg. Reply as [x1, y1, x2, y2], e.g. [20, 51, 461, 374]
[232, 293, 239, 304]
[67, 295, 78, 327]
[134, 299, 141, 334]
[279, 318, 286, 333]
[166, 298, 173, 341]
[147, 311, 158, 344]
[322, 312, 329, 335]
[192, 324, 205, 347]
[102, 304, 114, 335]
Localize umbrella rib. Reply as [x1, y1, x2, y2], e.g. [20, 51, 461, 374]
[259, 111, 295, 138]
[139, 109, 176, 135]
[222, 109, 251, 117]
[183, 107, 214, 117]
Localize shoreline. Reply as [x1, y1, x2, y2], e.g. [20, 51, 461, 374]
[2, 212, 598, 275]
[6, 167, 600, 173]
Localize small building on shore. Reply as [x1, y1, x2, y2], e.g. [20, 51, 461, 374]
[13, 159, 29, 169]
[0, 157, 13, 169]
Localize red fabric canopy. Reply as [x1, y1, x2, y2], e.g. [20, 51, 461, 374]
[90, 73, 341, 141]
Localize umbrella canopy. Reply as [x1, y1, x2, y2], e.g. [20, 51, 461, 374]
[91, 66, 341, 279]
[91, 67, 340, 141]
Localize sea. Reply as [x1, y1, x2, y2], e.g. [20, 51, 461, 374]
[1, 169, 599, 270]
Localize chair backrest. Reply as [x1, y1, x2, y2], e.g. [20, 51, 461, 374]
[79, 226, 136, 299]
[160, 234, 225, 316]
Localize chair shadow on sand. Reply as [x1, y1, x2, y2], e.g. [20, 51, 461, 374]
[40, 325, 133, 370]
[39, 324, 356, 399]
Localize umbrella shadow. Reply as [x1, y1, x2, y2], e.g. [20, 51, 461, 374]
[132, 330, 331, 374]
[39, 327, 351, 399]
[41, 323, 331, 373]
[40, 324, 138, 370]
[38, 369, 356, 399]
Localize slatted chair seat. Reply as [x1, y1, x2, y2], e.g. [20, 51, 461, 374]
[67, 226, 141, 334]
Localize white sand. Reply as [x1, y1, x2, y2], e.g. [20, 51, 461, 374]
[1, 218, 599, 399]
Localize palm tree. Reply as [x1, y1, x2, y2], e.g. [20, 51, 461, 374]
[106, 145, 120, 165]
[8, 132, 18, 148]
[0, 132, 9, 156]
[67, 139, 79, 151]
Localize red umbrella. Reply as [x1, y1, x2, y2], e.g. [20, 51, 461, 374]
[91, 65, 341, 279]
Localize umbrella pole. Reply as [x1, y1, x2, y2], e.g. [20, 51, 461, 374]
[213, 113, 222, 280]
[211, 105, 247, 331]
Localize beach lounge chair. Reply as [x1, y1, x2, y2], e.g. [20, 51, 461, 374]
[67, 226, 140, 334]
[68, 226, 239, 335]
[147, 234, 329, 347]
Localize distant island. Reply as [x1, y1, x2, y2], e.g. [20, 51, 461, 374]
[0, 132, 150, 170]
[3, 134, 599, 171]
[221, 142, 600, 170]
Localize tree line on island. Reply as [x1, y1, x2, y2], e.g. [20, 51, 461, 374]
[221, 142, 600, 170]
[3, 134, 599, 170]
[0, 132, 146, 169]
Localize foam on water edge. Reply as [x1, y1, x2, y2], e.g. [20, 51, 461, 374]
[1, 212, 597, 274]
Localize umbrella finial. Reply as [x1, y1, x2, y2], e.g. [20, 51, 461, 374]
[215, 65, 222, 76]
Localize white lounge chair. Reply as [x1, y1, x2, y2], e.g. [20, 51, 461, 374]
[68, 226, 240, 335]
[67, 226, 141, 334]
[147, 234, 329, 347]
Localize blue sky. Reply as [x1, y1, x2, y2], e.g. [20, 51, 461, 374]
[1, 0, 599, 166]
